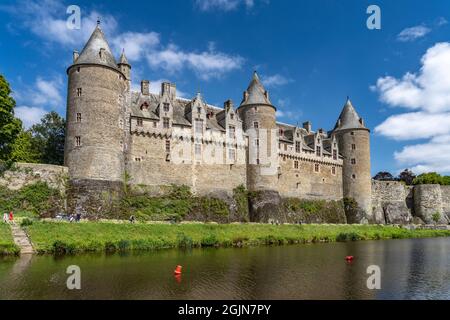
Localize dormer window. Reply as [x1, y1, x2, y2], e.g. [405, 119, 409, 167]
[140, 102, 149, 110]
[333, 150, 337, 160]
[229, 126, 235, 139]
[137, 118, 143, 127]
[99, 48, 106, 61]
[197, 107, 202, 114]
[230, 113, 234, 120]
[254, 122, 259, 129]
[316, 146, 321, 156]
[163, 103, 170, 112]
[295, 141, 301, 153]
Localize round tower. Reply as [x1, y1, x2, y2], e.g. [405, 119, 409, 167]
[237, 72, 278, 191]
[333, 98, 372, 223]
[65, 24, 127, 184]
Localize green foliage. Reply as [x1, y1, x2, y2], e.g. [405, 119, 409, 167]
[413, 172, 450, 186]
[9, 130, 41, 163]
[283, 199, 346, 223]
[398, 169, 416, 186]
[20, 218, 34, 227]
[29, 111, 65, 165]
[343, 197, 359, 223]
[0, 74, 22, 161]
[432, 212, 441, 224]
[168, 184, 192, 200]
[373, 171, 395, 181]
[0, 182, 62, 216]
[23, 221, 450, 255]
[233, 185, 249, 221]
[194, 197, 230, 217]
[0, 223, 20, 256]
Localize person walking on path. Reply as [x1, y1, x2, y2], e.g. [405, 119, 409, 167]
[8, 211, 13, 222]
[3, 213, 7, 223]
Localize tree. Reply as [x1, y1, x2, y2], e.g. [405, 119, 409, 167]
[398, 169, 416, 185]
[0, 74, 22, 160]
[373, 171, 395, 181]
[413, 172, 450, 185]
[30, 111, 65, 165]
[9, 130, 40, 163]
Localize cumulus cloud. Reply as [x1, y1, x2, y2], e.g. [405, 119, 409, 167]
[146, 44, 244, 80]
[373, 42, 450, 174]
[15, 106, 47, 129]
[261, 74, 292, 87]
[194, 0, 257, 11]
[397, 25, 431, 42]
[111, 32, 160, 61]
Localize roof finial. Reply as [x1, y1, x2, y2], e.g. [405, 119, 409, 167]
[97, 17, 101, 26]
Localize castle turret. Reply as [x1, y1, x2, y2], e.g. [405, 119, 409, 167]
[118, 50, 131, 86]
[65, 23, 127, 194]
[237, 71, 278, 191]
[333, 98, 372, 223]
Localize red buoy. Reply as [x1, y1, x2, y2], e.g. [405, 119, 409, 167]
[174, 265, 182, 275]
[345, 256, 354, 262]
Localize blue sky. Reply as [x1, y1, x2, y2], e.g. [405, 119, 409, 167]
[1, 0, 450, 175]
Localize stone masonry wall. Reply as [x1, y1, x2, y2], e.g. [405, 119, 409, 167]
[371, 180, 413, 224]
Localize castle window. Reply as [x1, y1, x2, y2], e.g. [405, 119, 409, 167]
[135, 157, 141, 162]
[254, 122, 259, 129]
[256, 159, 260, 165]
[195, 144, 202, 159]
[76, 113, 81, 123]
[352, 144, 356, 150]
[314, 163, 320, 173]
[153, 122, 157, 128]
[75, 136, 81, 147]
[295, 141, 301, 153]
[333, 150, 337, 160]
[351, 158, 356, 165]
[195, 119, 203, 134]
[163, 103, 170, 112]
[137, 118, 143, 127]
[229, 126, 235, 139]
[230, 113, 234, 120]
[332, 167, 336, 175]
[163, 118, 170, 129]
[76, 88, 82, 97]
[279, 129, 284, 136]
[294, 160, 299, 169]
[284, 144, 287, 151]
[352, 174, 356, 179]
[255, 139, 260, 147]
[350, 131, 355, 136]
[77, 67, 80, 73]
[229, 149, 236, 161]
[165, 140, 170, 153]
[316, 146, 321, 157]
[140, 102, 149, 110]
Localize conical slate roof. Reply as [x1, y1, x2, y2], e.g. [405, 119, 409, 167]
[118, 50, 130, 66]
[240, 71, 273, 106]
[72, 24, 119, 70]
[333, 98, 367, 131]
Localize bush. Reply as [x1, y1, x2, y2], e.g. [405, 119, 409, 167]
[177, 233, 193, 248]
[20, 218, 34, 227]
[201, 234, 219, 247]
[413, 172, 450, 186]
[336, 232, 361, 242]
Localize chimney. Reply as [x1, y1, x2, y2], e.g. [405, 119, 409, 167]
[224, 100, 233, 111]
[141, 80, 150, 95]
[73, 50, 79, 63]
[162, 82, 176, 99]
[303, 121, 312, 133]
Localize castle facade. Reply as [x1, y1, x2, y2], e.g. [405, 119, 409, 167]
[65, 25, 373, 222]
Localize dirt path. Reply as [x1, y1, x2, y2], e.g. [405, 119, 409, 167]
[10, 223, 34, 254]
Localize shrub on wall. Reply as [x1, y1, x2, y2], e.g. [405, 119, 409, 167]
[283, 199, 346, 224]
[413, 172, 450, 186]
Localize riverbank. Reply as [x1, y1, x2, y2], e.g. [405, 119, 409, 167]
[11, 221, 450, 255]
[0, 223, 20, 256]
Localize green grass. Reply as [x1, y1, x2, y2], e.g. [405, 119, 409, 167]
[24, 221, 450, 255]
[0, 223, 20, 256]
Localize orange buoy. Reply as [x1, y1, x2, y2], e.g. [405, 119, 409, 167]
[345, 256, 354, 262]
[174, 265, 182, 275]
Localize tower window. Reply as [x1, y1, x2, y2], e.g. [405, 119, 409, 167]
[195, 144, 202, 159]
[76, 113, 81, 123]
[333, 150, 337, 160]
[294, 160, 299, 169]
[351, 158, 356, 165]
[350, 132, 355, 136]
[332, 167, 336, 175]
[163, 103, 170, 112]
[195, 119, 203, 134]
[230, 113, 234, 120]
[163, 118, 170, 129]
[75, 136, 81, 147]
[314, 163, 320, 173]
[229, 126, 235, 139]
[137, 118, 143, 127]
[295, 141, 301, 153]
[229, 149, 236, 161]
[253, 121, 259, 129]
[352, 144, 356, 150]
[77, 67, 80, 73]
[352, 174, 356, 179]
[316, 146, 321, 157]
[76, 88, 82, 97]
[153, 122, 157, 128]
[165, 140, 171, 153]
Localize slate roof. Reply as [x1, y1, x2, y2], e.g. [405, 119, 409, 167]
[333, 98, 367, 131]
[240, 72, 273, 106]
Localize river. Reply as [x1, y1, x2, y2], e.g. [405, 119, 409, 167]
[1, 237, 449, 300]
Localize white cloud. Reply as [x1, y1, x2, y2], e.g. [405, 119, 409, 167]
[374, 42, 450, 174]
[15, 106, 47, 129]
[194, 0, 256, 11]
[31, 77, 64, 107]
[397, 25, 431, 42]
[261, 74, 292, 87]
[111, 32, 160, 61]
[146, 44, 244, 80]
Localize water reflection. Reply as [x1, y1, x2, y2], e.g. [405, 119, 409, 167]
[0, 238, 449, 300]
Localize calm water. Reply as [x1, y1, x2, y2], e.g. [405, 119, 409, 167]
[1, 238, 450, 300]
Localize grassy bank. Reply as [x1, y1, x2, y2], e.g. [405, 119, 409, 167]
[0, 223, 20, 256]
[23, 221, 450, 255]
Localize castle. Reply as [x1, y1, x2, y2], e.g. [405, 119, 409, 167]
[64, 24, 374, 223]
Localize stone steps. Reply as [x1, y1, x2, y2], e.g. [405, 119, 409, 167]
[10, 223, 34, 254]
